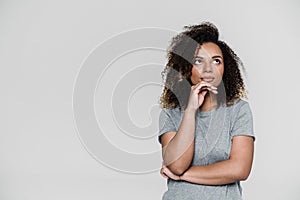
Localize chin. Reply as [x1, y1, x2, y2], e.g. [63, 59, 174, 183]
[213, 79, 223, 87]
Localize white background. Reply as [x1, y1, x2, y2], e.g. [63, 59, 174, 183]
[2, 0, 300, 199]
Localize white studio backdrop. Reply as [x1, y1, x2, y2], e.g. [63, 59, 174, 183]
[2, 0, 300, 199]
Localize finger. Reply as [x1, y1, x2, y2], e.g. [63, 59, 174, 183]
[208, 85, 217, 90]
[210, 89, 218, 94]
[191, 82, 202, 89]
[161, 171, 169, 179]
[200, 84, 217, 90]
[194, 83, 217, 92]
[161, 168, 172, 178]
[204, 87, 218, 94]
[199, 86, 218, 94]
[192, 80, 217, 88]
[198, 90, 208, 98]
[160, 167, 169, 178]
[200, 81, 217, 89]
[162, 167, 179, 180]
[163, 166, 175, 177]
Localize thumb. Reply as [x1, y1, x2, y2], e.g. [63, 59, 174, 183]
[199, 90, 208, 98]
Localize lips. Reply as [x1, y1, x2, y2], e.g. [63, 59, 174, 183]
[201, 76, 214, 82]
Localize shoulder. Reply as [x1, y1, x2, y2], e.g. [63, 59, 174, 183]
[225, 99, 253, 121]
[228, 99, 255, 140]
[159, 107, 184, 126]
[233, 98, 249, 107]
[227, 99, 251, 112]
[160, 106, 182, 116]
[228, 99, 254, 124]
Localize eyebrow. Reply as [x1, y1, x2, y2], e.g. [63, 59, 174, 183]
[194, 55, 223, 59]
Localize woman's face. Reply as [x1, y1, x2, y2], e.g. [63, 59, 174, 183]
[190, 42, 224, 87]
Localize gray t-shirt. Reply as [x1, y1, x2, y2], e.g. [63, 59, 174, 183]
[158, 99, 255, 200]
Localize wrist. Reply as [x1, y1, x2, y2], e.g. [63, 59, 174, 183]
[179, 173, 184, 181]
[184, 107, 197, 114]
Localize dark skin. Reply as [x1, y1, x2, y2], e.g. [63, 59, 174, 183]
[160, 42, 254, 185]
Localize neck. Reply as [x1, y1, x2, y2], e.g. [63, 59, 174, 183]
[199, 93, 218, 112]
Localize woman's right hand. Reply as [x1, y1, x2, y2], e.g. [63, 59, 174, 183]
[185, 81, 218, 112]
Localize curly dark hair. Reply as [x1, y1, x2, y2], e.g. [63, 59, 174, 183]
[160, 22, 247, 111]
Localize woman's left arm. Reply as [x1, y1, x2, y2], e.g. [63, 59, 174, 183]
[161, 135, 254, 185]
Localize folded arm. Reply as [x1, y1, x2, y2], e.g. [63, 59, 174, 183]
[161, 136, 254, 185]
[161, 109, 197, 175]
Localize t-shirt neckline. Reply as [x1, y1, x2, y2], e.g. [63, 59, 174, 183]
[197, 107, 218, 117]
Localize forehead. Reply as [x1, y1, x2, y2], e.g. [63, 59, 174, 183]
[194, 42, 223, 57]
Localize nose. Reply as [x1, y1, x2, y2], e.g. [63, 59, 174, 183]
[202, 63, 213, 73]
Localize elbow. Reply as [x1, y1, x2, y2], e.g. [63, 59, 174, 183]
[241, 169, 252, 181]
[173, 168, 185, 176]
[167, 163, 186, 176]
[238, 172, 249, 181]
[230, 159, 252, 181]
[235, 168, 251, 181]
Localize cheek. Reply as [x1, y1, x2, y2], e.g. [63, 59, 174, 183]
[191, 67, 200, 76]
[216, 65, 224, 78]
[191, 67, 201, 82]
[214, 65, 224, 86]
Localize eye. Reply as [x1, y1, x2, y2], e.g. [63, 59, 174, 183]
[213, 59, 221, 64]
[194, 60, 202, 65]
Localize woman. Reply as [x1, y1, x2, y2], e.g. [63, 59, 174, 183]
[158, 22, 255, 199]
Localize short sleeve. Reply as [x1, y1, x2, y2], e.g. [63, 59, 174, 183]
[158, 108, 177, 144]
[230, 102, 256, 141]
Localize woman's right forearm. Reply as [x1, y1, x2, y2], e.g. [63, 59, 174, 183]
[162, 108, 196, 175]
